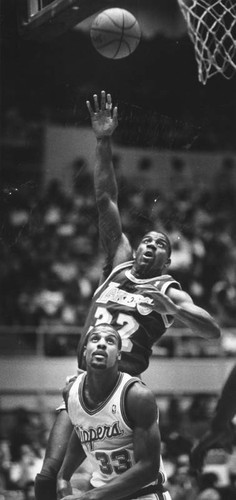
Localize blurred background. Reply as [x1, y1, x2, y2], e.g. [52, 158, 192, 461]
[0, 0, 236, 498]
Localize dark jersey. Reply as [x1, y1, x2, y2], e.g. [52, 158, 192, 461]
[78, 260, 181, 376]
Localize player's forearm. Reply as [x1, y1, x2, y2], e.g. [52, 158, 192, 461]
[58, 430, 86, 481]
[176, 303, 221, 339]
[84, 460, 158, 500]
[94, 137, 118, 205]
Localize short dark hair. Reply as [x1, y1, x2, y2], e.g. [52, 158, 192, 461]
[84, 324, 122, 351]
[159, 231, 172, 258]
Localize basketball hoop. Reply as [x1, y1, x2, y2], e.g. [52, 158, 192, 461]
[177, 0, 236, 84]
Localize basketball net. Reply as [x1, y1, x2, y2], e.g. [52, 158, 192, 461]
[177, 0, 236, 84]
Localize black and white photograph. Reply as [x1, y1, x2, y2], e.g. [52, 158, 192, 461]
[1, 1, 236, 499]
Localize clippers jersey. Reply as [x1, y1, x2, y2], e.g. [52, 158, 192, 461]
[65, 371, 166, 488]
[78, 261, 181, 375]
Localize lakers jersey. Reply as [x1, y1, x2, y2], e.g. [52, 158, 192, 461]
[78, 260, 181, 375]
[65, 371, 166, 488]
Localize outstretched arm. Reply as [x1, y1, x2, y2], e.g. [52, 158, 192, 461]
[137, 285, 220, 339]
[61, 383, 161, 500]
[168, 287, 220, 339]
[87, 91, 132, 268]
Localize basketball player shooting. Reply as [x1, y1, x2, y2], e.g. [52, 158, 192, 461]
[82, 89, 220, 350]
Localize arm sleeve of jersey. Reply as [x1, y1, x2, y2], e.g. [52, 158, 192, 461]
[163, 280, 182, 294]
[62, 378, 76, 412]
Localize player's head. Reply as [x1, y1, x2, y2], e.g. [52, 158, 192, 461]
[83, 324, 122, 370]
[133, 231, 171, 277]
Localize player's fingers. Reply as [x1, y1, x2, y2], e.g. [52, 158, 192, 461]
[113, 106, 118, 120]
[101, 90, 106, 110]
[106, 94, 113, 114]
[93, 94, 99, 112]
[86, 101, 93, 116]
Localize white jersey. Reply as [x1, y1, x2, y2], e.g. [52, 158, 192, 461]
[66, 371, 167, 489]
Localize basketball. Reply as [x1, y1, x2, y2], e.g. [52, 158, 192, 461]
[90, 8, 141, 60]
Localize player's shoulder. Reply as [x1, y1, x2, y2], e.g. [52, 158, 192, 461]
[127, 378, 153, 397]
[153, 274, 179, 284]
[62, 379, 75, 409]
[125, 380, 158, 425]
[125, 378, 156, 410]
[62, 372, 84, 408]
[143, 274, 181, 291]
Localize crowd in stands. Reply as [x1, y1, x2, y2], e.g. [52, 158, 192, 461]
[0, 155, 236, 496]
[1, 156, 236, 338]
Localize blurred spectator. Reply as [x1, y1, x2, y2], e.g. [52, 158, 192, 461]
[211, 157, 236, 217]
[9, 445, 42, 490]
[51, 247, 79, 285]
[168, 230, 193, 292]
[0, 166, 235, 356]
[23, 481, 35, 500]
[0, 440, 11, 490]
[33, 271, 65, 324]
[169, 157, 192, 199]
[72, 157, 93, 196]
[196, 472, 221, 500]
[211, 251, 236, 327]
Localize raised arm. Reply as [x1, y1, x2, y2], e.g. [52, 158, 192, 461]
[86, 91, 132, 267]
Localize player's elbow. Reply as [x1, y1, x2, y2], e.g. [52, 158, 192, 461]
[209, 323, 221, 339]
[197, 320, 221, 339]
[215, 325, 221, 339]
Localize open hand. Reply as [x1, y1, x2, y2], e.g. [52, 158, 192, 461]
[86, 90, 118, 138]
[136, 285, 179, 316]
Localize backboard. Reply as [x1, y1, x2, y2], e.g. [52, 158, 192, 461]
[18, 0, 112, 41]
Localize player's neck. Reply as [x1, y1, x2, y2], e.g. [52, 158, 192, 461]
[84, 371, 120, 408]
[131, 264, 162, 279]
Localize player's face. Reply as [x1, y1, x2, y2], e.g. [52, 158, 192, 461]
[84, 327, 121, 370]
[134, 231, 171, 277]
